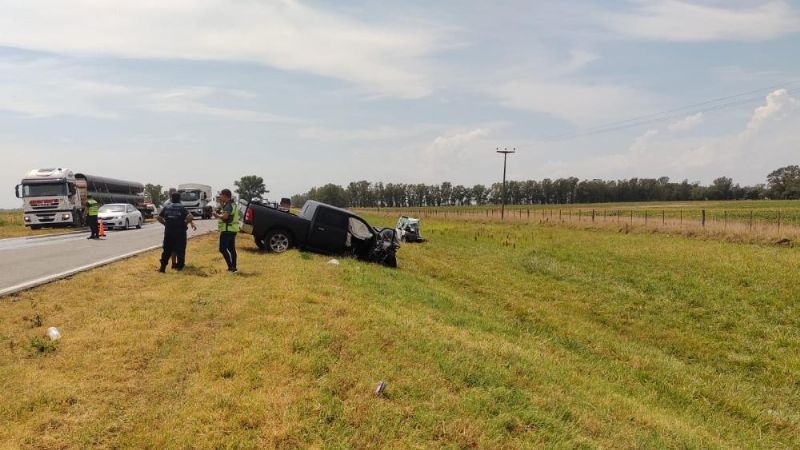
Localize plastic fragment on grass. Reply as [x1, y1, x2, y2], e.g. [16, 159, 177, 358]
[328, 259, 340, 265]
[375, 380, 386, 397]
[46, 327, 61, 341]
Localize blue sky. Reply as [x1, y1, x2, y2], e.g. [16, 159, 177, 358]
[1, 0, 799, 207]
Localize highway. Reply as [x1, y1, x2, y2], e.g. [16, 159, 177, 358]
[0, 220, 218, 297]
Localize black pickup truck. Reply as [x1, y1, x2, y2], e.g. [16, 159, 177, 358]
[240, 200, 400, 267]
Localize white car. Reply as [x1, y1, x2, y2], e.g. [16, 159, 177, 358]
[98, 203, 143, 230]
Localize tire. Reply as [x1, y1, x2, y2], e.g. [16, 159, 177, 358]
[31, 225, 42, 230]
[125, 219, 129, 230]
[384, 254, 398, 268]
[254, 235, 266, 251]
[136, 218, 142, 229]
[266, 229, 292, 253]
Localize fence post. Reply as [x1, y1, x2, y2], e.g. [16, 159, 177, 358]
[527, 209, 530, 220]
[578, 209, 582, 222]
[644, 210, 648, 225]
[662, 210, 665, 225]
[630, 210, 633, 224]
[559, 209, 562, 222]
[680, 210, 683, 226]
[724, 210, 727, 230]
[592, 209, 595, 222]
[701, 209, 706, 227]
[749, 210, 753, 231]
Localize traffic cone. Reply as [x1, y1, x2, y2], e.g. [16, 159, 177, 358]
[98, 219, 106, 238]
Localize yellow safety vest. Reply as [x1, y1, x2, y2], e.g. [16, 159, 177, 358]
[218, 202, 240, 233]
[87, 199, 99, 216]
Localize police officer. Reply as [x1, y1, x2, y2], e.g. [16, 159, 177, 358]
[213, 189, 239, 273]
[157, 192, 196, 272]
[84, 195, 100, 239]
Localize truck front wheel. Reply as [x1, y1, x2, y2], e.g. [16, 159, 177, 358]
[266, 229, 292, 253]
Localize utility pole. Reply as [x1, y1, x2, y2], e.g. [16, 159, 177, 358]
[496, 147, 516, 220]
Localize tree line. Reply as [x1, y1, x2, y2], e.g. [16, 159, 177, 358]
[290, 165, 800, 208]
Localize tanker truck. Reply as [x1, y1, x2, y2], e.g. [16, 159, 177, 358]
[14, 168, 145, 229]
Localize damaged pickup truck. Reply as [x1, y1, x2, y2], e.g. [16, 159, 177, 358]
[240, 200, 400, 267]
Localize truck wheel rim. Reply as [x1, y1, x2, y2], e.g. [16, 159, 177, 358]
[270, 234, 289, 252]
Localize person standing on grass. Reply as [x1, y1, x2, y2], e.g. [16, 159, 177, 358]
[84, 195, 100, 239]
[214, 189, 239, 273]
[157, 192, 196, 272]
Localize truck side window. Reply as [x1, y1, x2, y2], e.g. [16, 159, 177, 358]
[316, 208, 348, 230]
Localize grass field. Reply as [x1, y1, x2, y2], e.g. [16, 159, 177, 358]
[0, 210, 74, 239]
[1, 215, 799, 448]
[372, 200, 800, 245]
[376, 199, 800, 225]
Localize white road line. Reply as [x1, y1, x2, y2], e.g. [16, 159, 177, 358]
[0, 230, 215, 298]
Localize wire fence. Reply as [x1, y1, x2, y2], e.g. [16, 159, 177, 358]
[365, 207, 800, 243]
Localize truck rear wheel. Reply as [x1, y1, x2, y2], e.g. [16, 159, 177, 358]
[255, 235, 266, 250]
[266, 229, 292, 253]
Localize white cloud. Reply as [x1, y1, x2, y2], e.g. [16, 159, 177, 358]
[743, 88, 797, 136]
[430, 128, 490, 150]
[413, 127, 493, 180]
[296, 124, 436, 142]
[489, 78, 659, 126]
[603, 0, 800, 42]
[668, 112, 704, 131]
[0, 0, 443, 98]
[536, 88, 800, 184]
[0, 56, 298, 123]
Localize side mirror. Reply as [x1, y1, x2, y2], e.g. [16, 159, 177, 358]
[202, 192, 207, 200]
[15, 184, 21, 198]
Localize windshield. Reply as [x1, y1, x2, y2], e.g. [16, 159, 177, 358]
[180, 190, 200, 201]
[22, 183, 67, 197]
[99, 205, 126, 213]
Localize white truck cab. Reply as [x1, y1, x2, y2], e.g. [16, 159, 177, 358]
[177, 183, 213, 219]
[15, 168, 83, 228]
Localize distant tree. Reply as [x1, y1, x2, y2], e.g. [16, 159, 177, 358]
[234, 175, 267, 203]
[471, 184, 487, 205]
[144, 183, 167, 206]
[707, 177, 734, 200]
[767, 165, 800, 199]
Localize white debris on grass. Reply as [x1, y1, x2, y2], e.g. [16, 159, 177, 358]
[328, 259, 340, 265]
[46, 327, 61, 341]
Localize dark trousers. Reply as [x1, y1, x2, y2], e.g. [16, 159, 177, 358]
[161, 231, 187, 269]
[87, 215, 99, 238]
[219, 232, 237, 270]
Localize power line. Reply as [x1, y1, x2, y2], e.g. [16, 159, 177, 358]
[537, 79, 800, 142]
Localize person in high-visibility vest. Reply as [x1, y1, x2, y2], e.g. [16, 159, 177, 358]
[213, 189, 239, 273]
[84, 196, 100, 239]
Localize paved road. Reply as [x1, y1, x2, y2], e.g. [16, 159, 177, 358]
[0, 220, 218, 297]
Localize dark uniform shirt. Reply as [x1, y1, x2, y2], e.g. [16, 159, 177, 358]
[159, 203, 190, 234]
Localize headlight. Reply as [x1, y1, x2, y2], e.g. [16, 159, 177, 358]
[24, 216, 30, 222]
[62, 213, 71, 220]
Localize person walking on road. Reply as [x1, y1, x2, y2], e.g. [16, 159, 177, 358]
[85, 195, 100, 239]
[157, 192, 196, 272]
[214, 189, 239, 273]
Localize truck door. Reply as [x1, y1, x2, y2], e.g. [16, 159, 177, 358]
[306, 207, 348, 254]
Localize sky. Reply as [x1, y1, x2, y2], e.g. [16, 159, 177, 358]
[1, 0, 799, 208]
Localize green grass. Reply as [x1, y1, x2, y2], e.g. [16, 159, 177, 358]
[1, 218, 799, 448]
